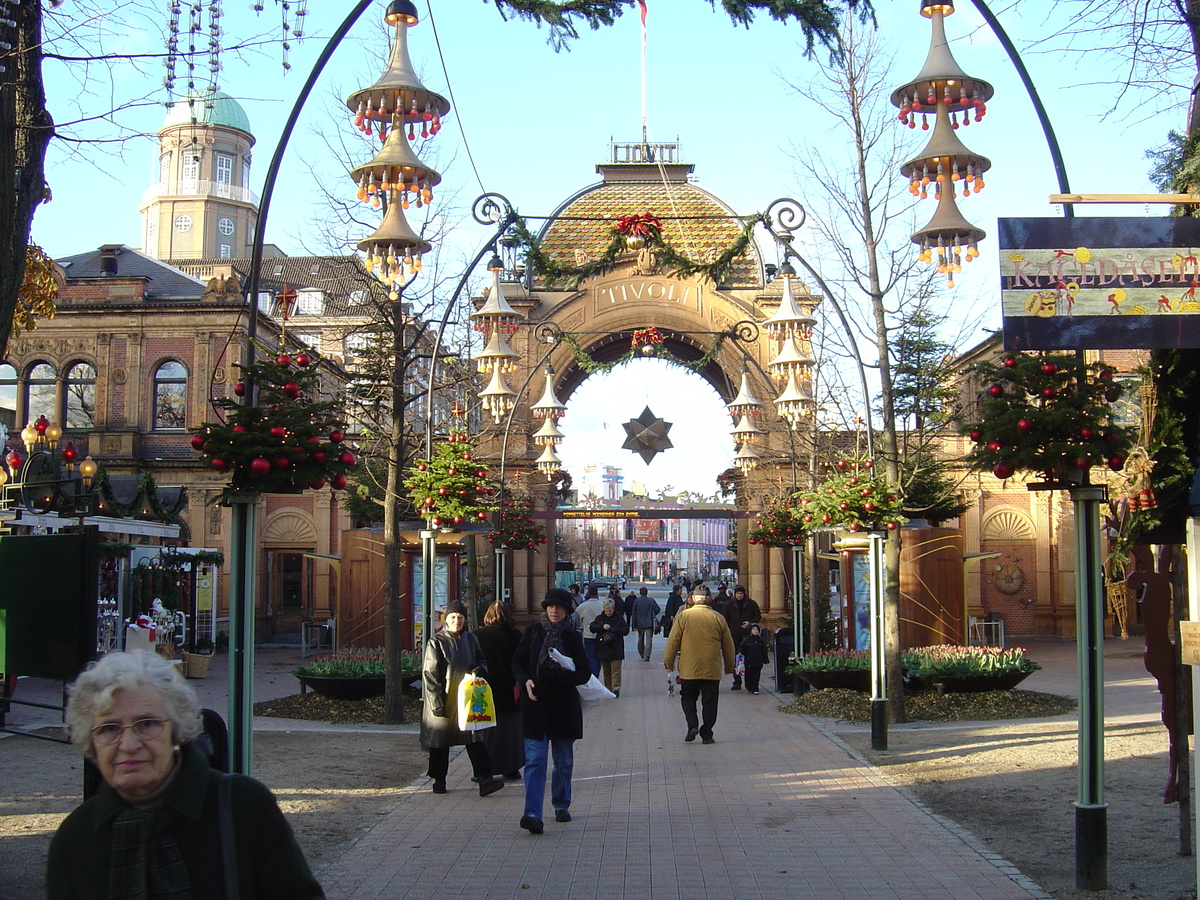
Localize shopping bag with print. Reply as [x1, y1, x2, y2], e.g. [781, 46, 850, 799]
[457, 673, 497, 731]
[734, 653, 745, 677]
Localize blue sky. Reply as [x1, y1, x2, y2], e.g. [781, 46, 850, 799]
[31, 1, 1184, 495]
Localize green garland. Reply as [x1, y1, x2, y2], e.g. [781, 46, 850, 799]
[511, 214, 765, 289]
[559, 330, 728, 377]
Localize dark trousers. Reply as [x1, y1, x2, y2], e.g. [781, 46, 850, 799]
[745, 664, 763, 693]
[679, 678, 720, 738]
[427, 742, 492, 780]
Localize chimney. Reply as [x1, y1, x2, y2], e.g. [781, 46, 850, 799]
[98, 244, 122, 277]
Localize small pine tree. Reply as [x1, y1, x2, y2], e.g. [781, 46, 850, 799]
[404, 431, 494, 528]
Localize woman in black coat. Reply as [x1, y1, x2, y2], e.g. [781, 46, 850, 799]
[472, 600, 524, 779]
[420, 601, 504, 797]
[511, 588, 590, 834]
[589, 597, 629, 696]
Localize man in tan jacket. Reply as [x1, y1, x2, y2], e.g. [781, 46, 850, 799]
[662, 584, 736, 744]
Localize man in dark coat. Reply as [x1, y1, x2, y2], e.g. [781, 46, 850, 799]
[724, 584, 762, 691]
[512, 588, 590, 834]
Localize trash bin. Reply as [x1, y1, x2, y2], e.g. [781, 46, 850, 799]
[774, 627, 796, 694]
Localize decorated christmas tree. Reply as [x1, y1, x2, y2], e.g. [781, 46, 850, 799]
[192, 350, 357, 502]
[965, 353, 1134, 483]
[487, 495, 547, 550]
[404, 431, 495, 528]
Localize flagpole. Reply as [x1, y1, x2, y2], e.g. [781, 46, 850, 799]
[640, 0, 648, 145]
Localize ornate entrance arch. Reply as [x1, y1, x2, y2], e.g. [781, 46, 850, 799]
[473, 145, 820, 618]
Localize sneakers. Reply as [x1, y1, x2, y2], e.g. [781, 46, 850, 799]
[478, 777, 504, 797]
[431, 779, 447, 794]
[702, 736, 716, 745]
[751, 690, 760, 695]
[685, 728, 699, 743]
[554, 809, 572, 823]
[520, 815, 544, 835]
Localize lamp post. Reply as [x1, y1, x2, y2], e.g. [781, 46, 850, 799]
[1, 415, 99, 516]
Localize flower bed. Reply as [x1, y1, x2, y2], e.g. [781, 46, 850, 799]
[786, 645, 1040, 694]
[294, 648, 421, 699]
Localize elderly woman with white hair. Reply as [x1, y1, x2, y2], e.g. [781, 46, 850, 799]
[47, 651, 323, 899]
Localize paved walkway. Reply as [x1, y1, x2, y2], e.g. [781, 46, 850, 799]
[316, 634, 1046, 900]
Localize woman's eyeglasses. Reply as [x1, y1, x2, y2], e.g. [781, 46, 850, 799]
[90, 718, 169, 746]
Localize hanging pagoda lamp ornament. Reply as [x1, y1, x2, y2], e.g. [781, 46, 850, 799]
[767, 336, 816, 380]
[479, 364, 516, 422]
[891, 0, 993, 287]
[357, 199, 432, 299]
[469, 268, 522, 336]
[476, 329, 519, 375]
[531, 368, 568, 420]
[535, 443, 563, 476]
[621, 406, 674, 464]
[350, 126, 442, 211]
[726, 366, 764, 421]
[730, 414, 764, 446]
[774, 373, 814, 429]
[533, 416, 565, 447]
[733, 442, 760, 475]
[761, 271, 815, 341]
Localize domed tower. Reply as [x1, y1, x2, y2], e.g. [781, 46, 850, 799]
[139, 90, 257, 261]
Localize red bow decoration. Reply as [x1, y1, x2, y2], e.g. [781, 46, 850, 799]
[615, 214, 662, 239]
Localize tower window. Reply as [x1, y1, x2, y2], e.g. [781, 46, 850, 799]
[215, 154, 233, 187]
[174, 215, 192, 233]
[218, 217, 234, 235]
[219, 244, 232, 258]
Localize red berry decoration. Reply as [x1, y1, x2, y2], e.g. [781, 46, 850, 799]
[330, 430, 345, 443]
[295, 353, 312, 367]
[836, 459, 848, 469]
[463, 453, 472, 461]
[1017, 419, 1033, 434]
[1041, 362, 1058, 375]
[331, 474, 348, 490]
[993, 463, 1014, 479]
[988, 384, 1004, 398]
[250, 457, 271, 476]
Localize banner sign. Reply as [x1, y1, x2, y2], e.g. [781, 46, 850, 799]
[537, 508, 747, 519]
[999, 217, 1200, 350]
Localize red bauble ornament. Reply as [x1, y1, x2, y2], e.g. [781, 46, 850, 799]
[849, 476, 859, 485]
[269, 425, 287, 439]
[993, 463, 1014, 479]
[277, 354, 292, 366]
[310, 477, 326, 489]
[283, 382, 301, 398]
[1074, 457, 1091, 471]
[886, 521, 899, 531]
[821, 514, 832, 524]
[339, 450, 357, 466]
[1105, 388, 1119, 402]
[295, 353, 312, 367]
[848, 522, 862, 532]
[1042, 388, 1058, 399]
[477, 511, 488, 520]
[1041, 362, 1058, 375]
[864, 502, 875, 511]
[331, 474, 348, 490]
[432, 517, 441, 526]
[839, 502, 849, 510]
[836, 459, 848, 469]
[211, 458, 229, 471]
[1017, 419, 1033, 434]
[986, 439, 1003, 452]
[417, 463, 427, 471]
[1080, 428, 1095, 440]
[864, 460, 873, 469]
[190, 434, 206, 450]
[233, 424, 246, 433]
[312, 451, 326, 463]
[250, 457, 271, 476]
[330, 430, 345, 443]
[453, 516, 463, 524]
[233, 382, 246, 396]
[1098, 369, 1113, 380]
[988, 384, 1004, 398]
[447, 467, 457, 476]
[463, 453, 472, 461]
[1003, 357, 1018, 368]
[273, 456, 290, 469]
[1108, 456, 1125, 471]
[969, 429, 983, 442]
[438, 487, 447, 496]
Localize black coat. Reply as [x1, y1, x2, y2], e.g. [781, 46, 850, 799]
[738, 633, 769, 668]
[473, 622, 523, 714]
[589, 611, 630, 660]
[512, 621, 590, 741]
[420, 628, 487, 750]
[725, 595, 762, 645]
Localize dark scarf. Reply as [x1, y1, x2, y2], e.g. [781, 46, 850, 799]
[536, 612, 569, 668]
[108, 805, 192, 900]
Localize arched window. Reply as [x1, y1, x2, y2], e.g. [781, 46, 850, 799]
[0, 364, 16, 433]
[65, 362, 96, 429]
[153, 361, 187, 430]
[25, 362, 57, 424]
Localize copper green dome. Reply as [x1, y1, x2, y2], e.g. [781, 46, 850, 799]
[161, 90, 253, 137]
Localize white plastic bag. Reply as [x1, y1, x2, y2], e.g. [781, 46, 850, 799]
[548, 647, 576, 671]
[577, 673, 616, 705]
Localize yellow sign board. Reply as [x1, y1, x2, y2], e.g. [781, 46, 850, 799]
[1179, 621, 1200, 666]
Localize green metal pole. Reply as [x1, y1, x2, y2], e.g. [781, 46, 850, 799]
[421, 528, 436, 650]
[791, 544, 804, 692]
[1071, 484, 1107, 890]
[868, 532, 887, 751]
[228, 497, 256, 775]
[494, 545, 506, 607]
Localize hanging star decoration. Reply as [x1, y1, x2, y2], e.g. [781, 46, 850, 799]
[621, 406, 674, 464]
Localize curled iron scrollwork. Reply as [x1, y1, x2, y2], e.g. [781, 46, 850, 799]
[534, 321, 564, 345]
[472, 192, 515, 227]
[728, 320, 760, 344]
[764, 198, 807, 240]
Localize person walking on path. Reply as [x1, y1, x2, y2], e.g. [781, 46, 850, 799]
[420, 602, 505, 797]
[660, 584, 685, 639]
[623, 590, 637, 627]
[724, 584, 761, 691]
[512, 588, 590, 835]
[590, 598, 630, 696]
[472, 600, 525, 779]
[737, 623, 770, 695]
[574, 588, 605, 677]
[663, 584, 735, 744]
[630, 587, 661, 662]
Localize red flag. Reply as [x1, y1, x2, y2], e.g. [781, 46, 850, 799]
[638, 0, 647, 26]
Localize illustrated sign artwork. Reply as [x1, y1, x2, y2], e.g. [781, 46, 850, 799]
[999, 217, 1200, 350]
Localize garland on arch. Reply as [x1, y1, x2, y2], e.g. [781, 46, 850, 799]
[558, 330, 729, 378]
[511, 213, 765, 290]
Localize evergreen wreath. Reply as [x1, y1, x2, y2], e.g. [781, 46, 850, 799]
[558, 329, 728, 377]
[964, 352, 1135, 484]
[487, 497, 547, 550]
[404, 431, 495, 528]
[192, 350, 358, 503]
[510, 213, 765, 289]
